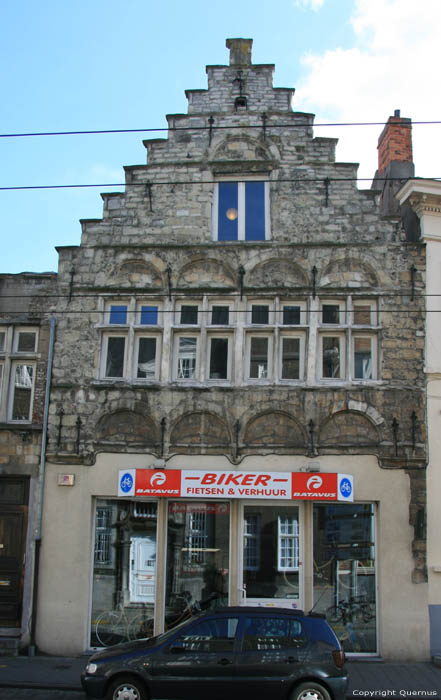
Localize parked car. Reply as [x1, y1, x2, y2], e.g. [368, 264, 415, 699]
[81, 605, 347, 700]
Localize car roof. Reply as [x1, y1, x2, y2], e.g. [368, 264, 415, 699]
[204, 606, 323, 618]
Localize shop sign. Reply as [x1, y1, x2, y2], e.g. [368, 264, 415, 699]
[118, 469, 353, 502]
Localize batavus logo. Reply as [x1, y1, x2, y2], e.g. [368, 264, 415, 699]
[120, 472, 134, 493]
[307, 475, 323, 490]
[150, 472, 167, 487]
[340, 477, 352, 499]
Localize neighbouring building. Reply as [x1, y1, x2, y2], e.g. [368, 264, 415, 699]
[397, 179, 441, 660]
[35, 39, 428, 659]
[0, 272, 56, 654]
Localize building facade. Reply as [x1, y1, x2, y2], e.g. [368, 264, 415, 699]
[0, 272, 56, 654]
[35, 39, 428, 659]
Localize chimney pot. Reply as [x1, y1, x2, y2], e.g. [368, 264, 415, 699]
[226, 38, 253, 66]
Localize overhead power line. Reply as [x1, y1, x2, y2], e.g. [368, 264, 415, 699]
[0, 120, 439, 140]
[1, 176, 440, 192]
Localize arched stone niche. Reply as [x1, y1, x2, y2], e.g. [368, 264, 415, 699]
[176, 258, 236, 288]
[107, 260, 163, 288]
[250, 259, 308, 288]
[319, 257, 379, 288]
[170, 411, 231, 449]
[319, 411, 379, 447]
[244, 411, 305, 447]
[96, 410, 158, 445]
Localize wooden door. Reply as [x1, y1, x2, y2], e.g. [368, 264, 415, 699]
[0, 478, 28, 627]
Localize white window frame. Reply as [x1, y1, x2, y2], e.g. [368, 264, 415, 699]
[173, 333, 200, 381]
[352, 333, 377, 381]
[319, 333, 346, 380]
[207, 333, 233, 382]
[101, 333, 127, 379]
[209, 303, 232, 327]
[278, 333, 305, 382]
[8, 361, 36, 422]
[133, 334, 161, 381]
[212, 179, 271, 241]
[279, 301, 307, 327]
[136, 303, 161, 327]
[106, 302, 129, 326]
[248, 301, 273, 326]
[352, 299, 378, 327]
[247, 333, 273, 381]
[277, 515, 300, 572]
[13, 327, 39, 353]
[175, 302, 200, 326]
[320, 299, 346, 326]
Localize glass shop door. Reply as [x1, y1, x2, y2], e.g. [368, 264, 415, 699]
[241, 504, 303, 611]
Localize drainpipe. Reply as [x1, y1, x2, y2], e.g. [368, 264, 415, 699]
[29, 315, 56, 654]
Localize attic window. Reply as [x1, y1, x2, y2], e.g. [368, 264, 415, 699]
[213, 181, 270, 241]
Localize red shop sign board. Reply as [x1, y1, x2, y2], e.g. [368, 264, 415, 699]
[118, 469, 353, 502]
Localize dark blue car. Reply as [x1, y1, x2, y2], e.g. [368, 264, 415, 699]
[81, 606, 348, 700]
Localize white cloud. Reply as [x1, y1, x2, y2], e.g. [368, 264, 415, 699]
[294, 0, 441, 180]
[294, 0, 324, 11]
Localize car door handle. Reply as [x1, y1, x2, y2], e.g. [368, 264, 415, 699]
[218, 658, 233, 665]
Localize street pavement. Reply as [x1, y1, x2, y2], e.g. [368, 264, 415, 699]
[0, 654, 441, 698]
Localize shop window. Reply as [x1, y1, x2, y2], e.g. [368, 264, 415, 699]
[214, 181, 269, 241]
[90, 499, 157, 647]
[166, 502, 230, 628]
[313, 503, 376, 654]
[244, 514, 260, 571]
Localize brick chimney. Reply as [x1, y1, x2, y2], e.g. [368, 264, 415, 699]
[226, 38, 253, 66]
[372, 110, 419, 239]
[377, 110, 413, 175]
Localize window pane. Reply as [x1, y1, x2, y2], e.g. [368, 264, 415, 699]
[281, 338, 300, 379]
[180, 306, 198, 325]
[105, 337, 125, 377]
[178, 337, 197, 379]
[166, 502, 230, 629]
[17, 332, 37, 352]
[209, 338, 228, 379]
[12, 364, 34, 420]
[109, 305, 127, 324]
[91, 500, 157, 647]
[283, 306, 301, 325]
[354, 305, 372, 325]
[0, 332, 5, 352]
[354, 337, 372, 379]
[211, 306, 229, 325]
[140, 306, 158, 325]
[250, 337, 268, 378]
[137, 338, 157, 379]
[251, 305, 269, 324]
[322, 305, 340, 324]
[313, 503, 377, 654]
[245, 182, 266, 241]
[243, 505, 300, 601]
[218, 182, 238, 241]
[175, 617, 238, 652]
[322, 337, 341, 378]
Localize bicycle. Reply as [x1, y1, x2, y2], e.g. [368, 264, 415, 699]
[94, 605, 154, 647]
[326, 595, 374, 625]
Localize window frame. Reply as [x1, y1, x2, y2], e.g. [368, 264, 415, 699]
[207, 333, 233, 382]
[13, 327, 39, 353]
[247, 333, 273, 382]
[8, 361, 36, 423]
[101, 333, 127, 379]
[319, 332, 346, 380]
[320, 299, 346, 326]
[352, 333, 377, 381]
[173, 333, 200, 381]
[133, 334, 161, 381]
[278, 332, 305, 382]
[213, 179, 271, 242]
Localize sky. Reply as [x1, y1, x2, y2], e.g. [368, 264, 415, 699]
[1, 0, 440, 274]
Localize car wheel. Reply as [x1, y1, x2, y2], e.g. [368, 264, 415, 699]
[107, 675, 148, 700]
[291, 681, 332, 700]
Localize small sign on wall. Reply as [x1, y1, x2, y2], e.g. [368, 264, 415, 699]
[57, 474, 75, 486]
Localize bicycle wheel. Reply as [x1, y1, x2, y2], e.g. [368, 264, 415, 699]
[326, 604, 343, 624]
[95, 611, 124, 647]
[129, 614, 154, 640]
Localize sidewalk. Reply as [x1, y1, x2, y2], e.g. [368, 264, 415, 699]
[0, 654, 441, 697]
